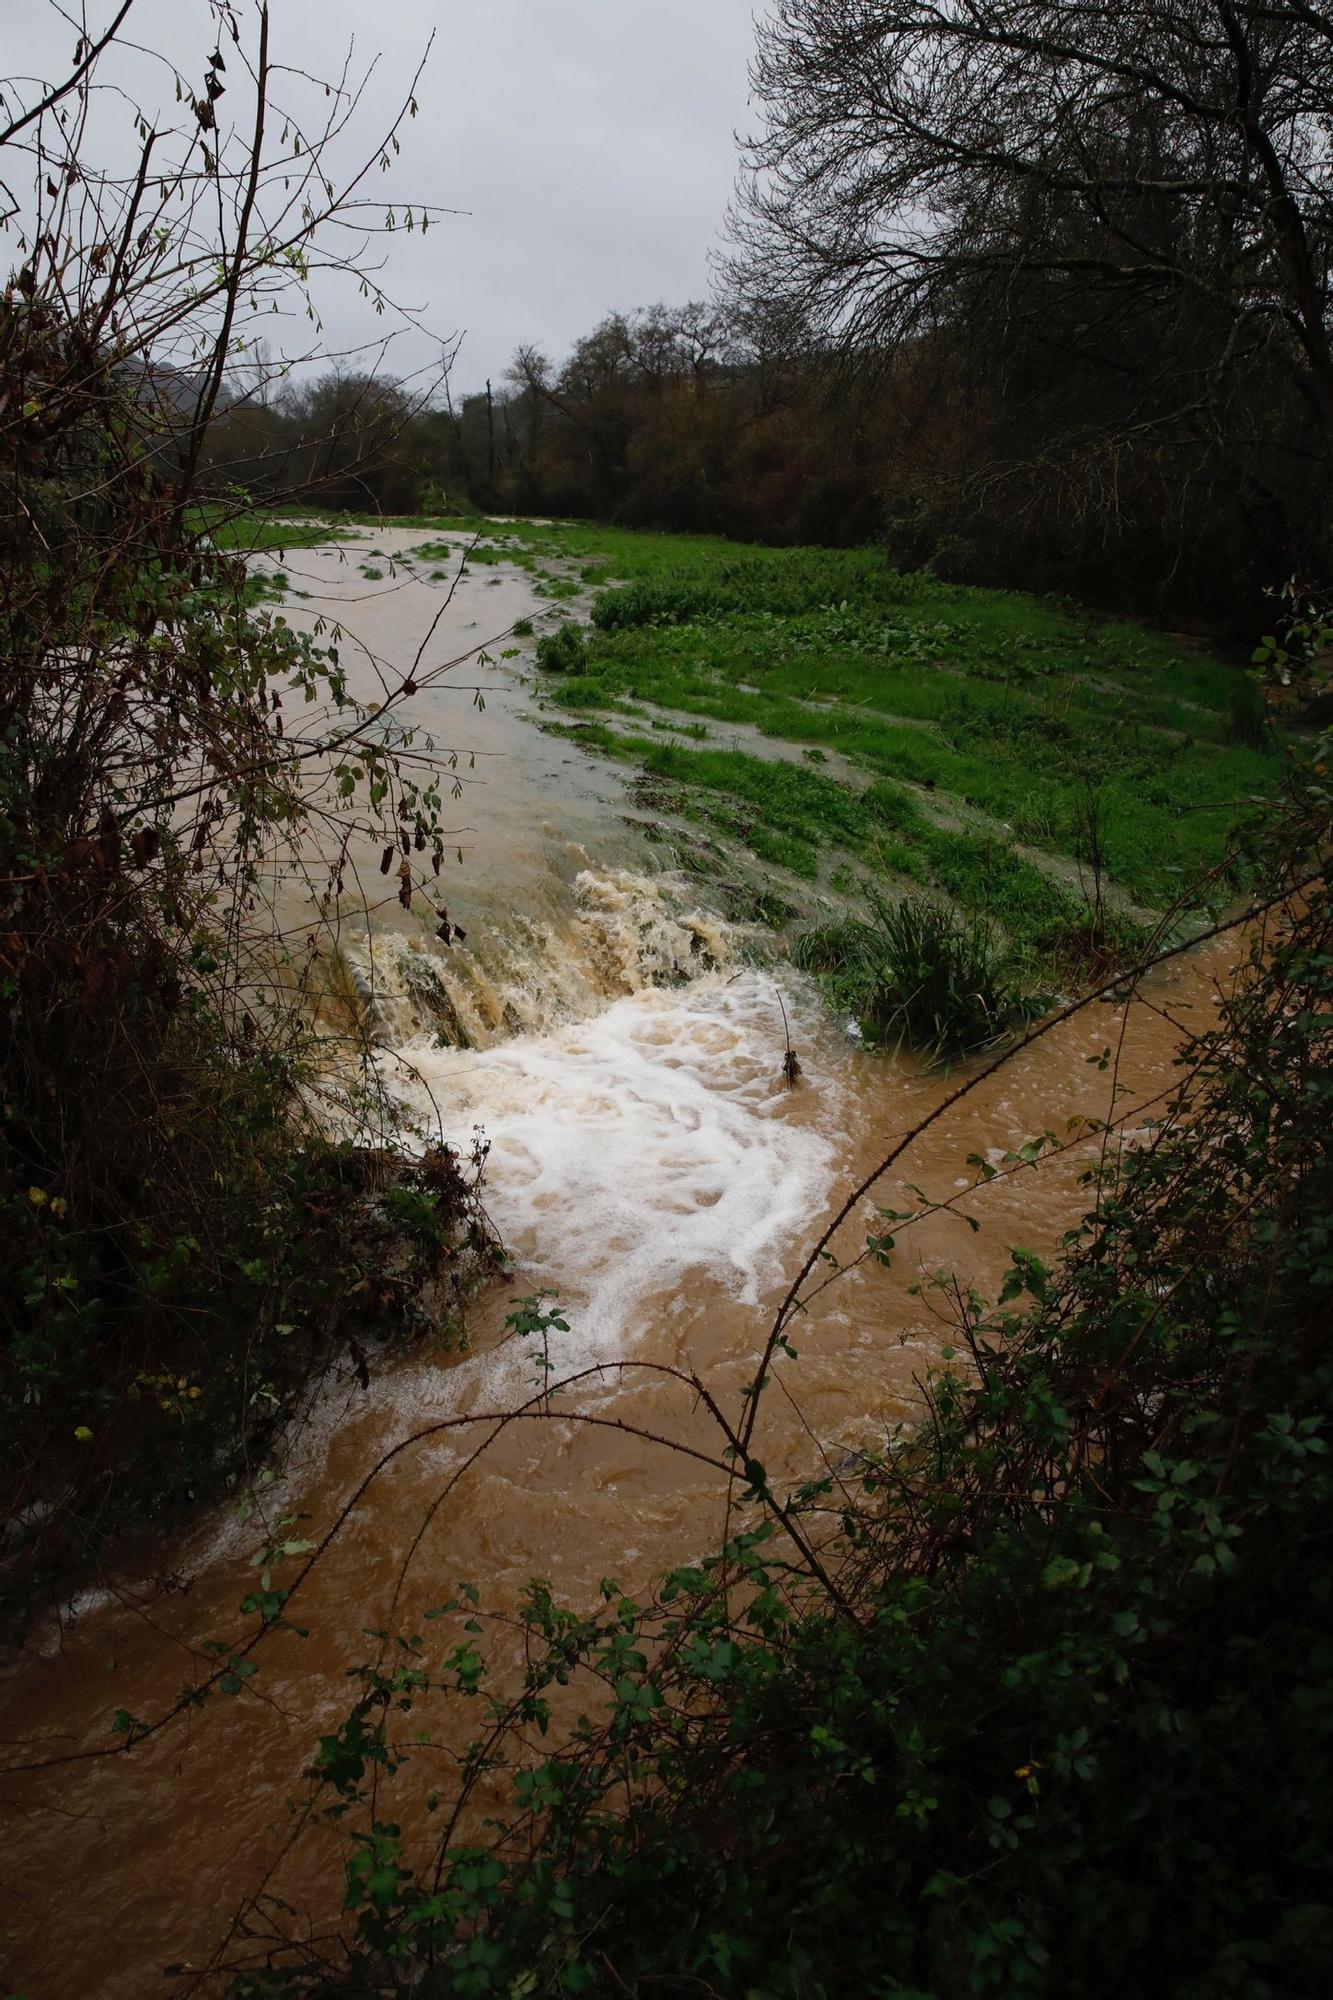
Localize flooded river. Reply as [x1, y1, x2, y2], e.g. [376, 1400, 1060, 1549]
[0, 529, 1240, 1995]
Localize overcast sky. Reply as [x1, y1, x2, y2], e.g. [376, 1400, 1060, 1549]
[6, 1, 762, 398]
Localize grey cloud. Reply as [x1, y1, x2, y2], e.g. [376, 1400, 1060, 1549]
[6, 0, 759, 395]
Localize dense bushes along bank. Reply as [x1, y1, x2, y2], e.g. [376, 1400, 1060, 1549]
[1, 363, 497, 1627]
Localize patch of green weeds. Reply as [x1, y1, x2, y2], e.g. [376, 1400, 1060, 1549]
[650, 718, 709, 740]
[535, 624, 587, 673]
[795, 891, 1033, 1054]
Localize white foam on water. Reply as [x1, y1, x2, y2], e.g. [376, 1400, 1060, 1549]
[344, 866, 750, 1048]
[386, 968, 838, 1376]
[181, 966, 839, 1576]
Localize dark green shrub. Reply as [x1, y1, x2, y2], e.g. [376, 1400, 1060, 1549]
[534, 622, 586, 671]
[882, 488, 947, 570]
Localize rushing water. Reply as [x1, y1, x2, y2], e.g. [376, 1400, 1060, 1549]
[0, 531, 1242, 1996]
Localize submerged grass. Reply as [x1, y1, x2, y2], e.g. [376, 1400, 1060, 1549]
[227, 505, 1287, 1020]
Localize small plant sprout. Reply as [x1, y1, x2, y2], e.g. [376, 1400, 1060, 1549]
[505, 1291, 571, 1404]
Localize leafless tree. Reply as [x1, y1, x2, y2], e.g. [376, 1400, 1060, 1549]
[734, 1, 1333, 412]
[729, 1, 1333, 583]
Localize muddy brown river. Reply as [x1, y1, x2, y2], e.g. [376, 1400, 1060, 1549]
[0, 530, 1240, 1995]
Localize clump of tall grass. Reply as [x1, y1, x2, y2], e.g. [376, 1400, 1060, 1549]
[535, 622, 586, 671]
[795, 890, 1023, 1056]
[1226, 674, 1270, 746]
[791, 913, 884, 979]
[863, 778, 921, 830]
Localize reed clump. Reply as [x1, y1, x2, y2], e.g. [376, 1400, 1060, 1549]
[796, 890, 1025, 1055]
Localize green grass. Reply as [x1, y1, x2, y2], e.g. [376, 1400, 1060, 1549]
[534, 611, 1275, 903]
[478, 522, 1284, 912]
[475, 522, 1288, 969]
[614, 737, 896, 881]
[188, 505, 351, 553]
[559, 727, 1109, 960]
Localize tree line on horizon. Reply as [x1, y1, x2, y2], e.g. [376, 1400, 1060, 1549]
[200, 286, 1315, 633]
[200, 1, 1333, 638]
[197, 290, 1296, 628]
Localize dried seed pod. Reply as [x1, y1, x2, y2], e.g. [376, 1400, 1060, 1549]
[130, 826, 160, 868]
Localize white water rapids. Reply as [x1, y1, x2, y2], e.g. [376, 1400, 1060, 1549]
[384, 962, 838, 1375]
